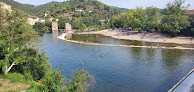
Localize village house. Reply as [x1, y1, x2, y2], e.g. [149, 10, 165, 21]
[186, 10, 194, 15]
[75, 8, 83, 12]
[27, 18, 36, 25]
[0, 2, 12, 13]
[39, 18, 45, 23]
[56, 19, 59, 22]
[27, 18, 46, 25]
[44, 13, 48, 17]
[27, 18, 40, 25]
[48, 17, 54, 22]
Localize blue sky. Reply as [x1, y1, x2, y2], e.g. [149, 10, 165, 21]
[14, 0, 194, 9]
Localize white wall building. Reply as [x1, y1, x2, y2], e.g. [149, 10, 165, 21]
[0, 2, 12, 13]
[27, 18, 45, 25]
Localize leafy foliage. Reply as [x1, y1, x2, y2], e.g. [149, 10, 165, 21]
[161, 0, 190, 36]
[33, 22, 50, 35]
[66, 70, 95, 92]
[11, 47, 51, 81]
[72, 18, 86, 31]
[58, 18, 71, 29]
[123, 7, 147, 31]
[0, 9, 38, 75]
[40, 68, 65, 92]
[109, 12, 127, 28]
[181, 14, 194, 36]
[144, 7, 160, 32]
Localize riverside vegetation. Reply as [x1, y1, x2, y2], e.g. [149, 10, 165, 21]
[0, 7, 94, 92]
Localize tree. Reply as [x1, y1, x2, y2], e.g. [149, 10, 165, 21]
[124, 7, 146, 32]
[145, 7, 160, 32]
[10, 47, 51, 81]
[161, 0, 190, 36]
[58, 18, 70, 29]
[33, 22, 45, 35]
[72, 18, 86, 31]
[109, 12, 127, 28]
[0, 10, 38, 75]
[181, 14, 194, 36]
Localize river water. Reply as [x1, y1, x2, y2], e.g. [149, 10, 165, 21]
[40, 32, 194, 92]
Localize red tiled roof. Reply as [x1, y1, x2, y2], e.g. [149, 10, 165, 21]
[186, 10, 194, 15]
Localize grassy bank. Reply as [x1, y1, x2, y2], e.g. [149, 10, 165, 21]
[0, 73, 30, 92]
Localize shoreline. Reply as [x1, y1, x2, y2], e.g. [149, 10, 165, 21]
[76, 29, 194, 45]
[57, 33, 194, 50]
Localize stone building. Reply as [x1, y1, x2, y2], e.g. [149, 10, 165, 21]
[52, 21, 58, 31]
[39, 18, 45, 23]
[75, 8, 83, 12]
[27, 18, 39, 25]
[0, 2, 12, 13]
[27, 18, 46, 25]
[65, 23, 72, 31]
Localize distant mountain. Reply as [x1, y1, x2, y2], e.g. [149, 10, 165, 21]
[112, 6, 130, 12]
[43, 0, 122, 19]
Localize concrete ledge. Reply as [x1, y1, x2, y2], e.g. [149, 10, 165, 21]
[169, 69, 194, 92]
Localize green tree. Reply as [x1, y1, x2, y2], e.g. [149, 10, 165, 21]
[10, 47, 51, 81]
[161, 0, 190, 36]
[145, 7, 160, 32]
[124, 7, 146, 32]
[0, 10, 38, 75]
[109, 12, 127, 28]
[72, 18, 86, 31]
[181, 14, 194, 36]
[58, 18, 70, 29]
[45, 20, 52, 29]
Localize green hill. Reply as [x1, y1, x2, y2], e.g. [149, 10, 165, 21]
[112, 6, 130, 12]
[46, 0, 122, 19]
[0, 0, 124, 19]
[29, 1, 62, 17]
[0, 0, 35, 14]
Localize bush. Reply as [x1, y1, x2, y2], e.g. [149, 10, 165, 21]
[41, 69, 65, 92]
[66, 70, 95, 92]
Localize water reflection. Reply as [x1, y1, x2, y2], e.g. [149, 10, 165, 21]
[70, 34, 194, 48]
[161, 49, 182, 68]
[145, 48, 156, 59]
[43, 33, 194, 92]
[66, 33, 72, 40]
[52, 30, 58, 42]
[130, 47, 143, 60]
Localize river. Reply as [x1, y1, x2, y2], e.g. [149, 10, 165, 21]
[39, 32, 194, 92]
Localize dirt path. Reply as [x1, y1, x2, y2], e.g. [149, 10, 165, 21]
[0, 79, 30, 92]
